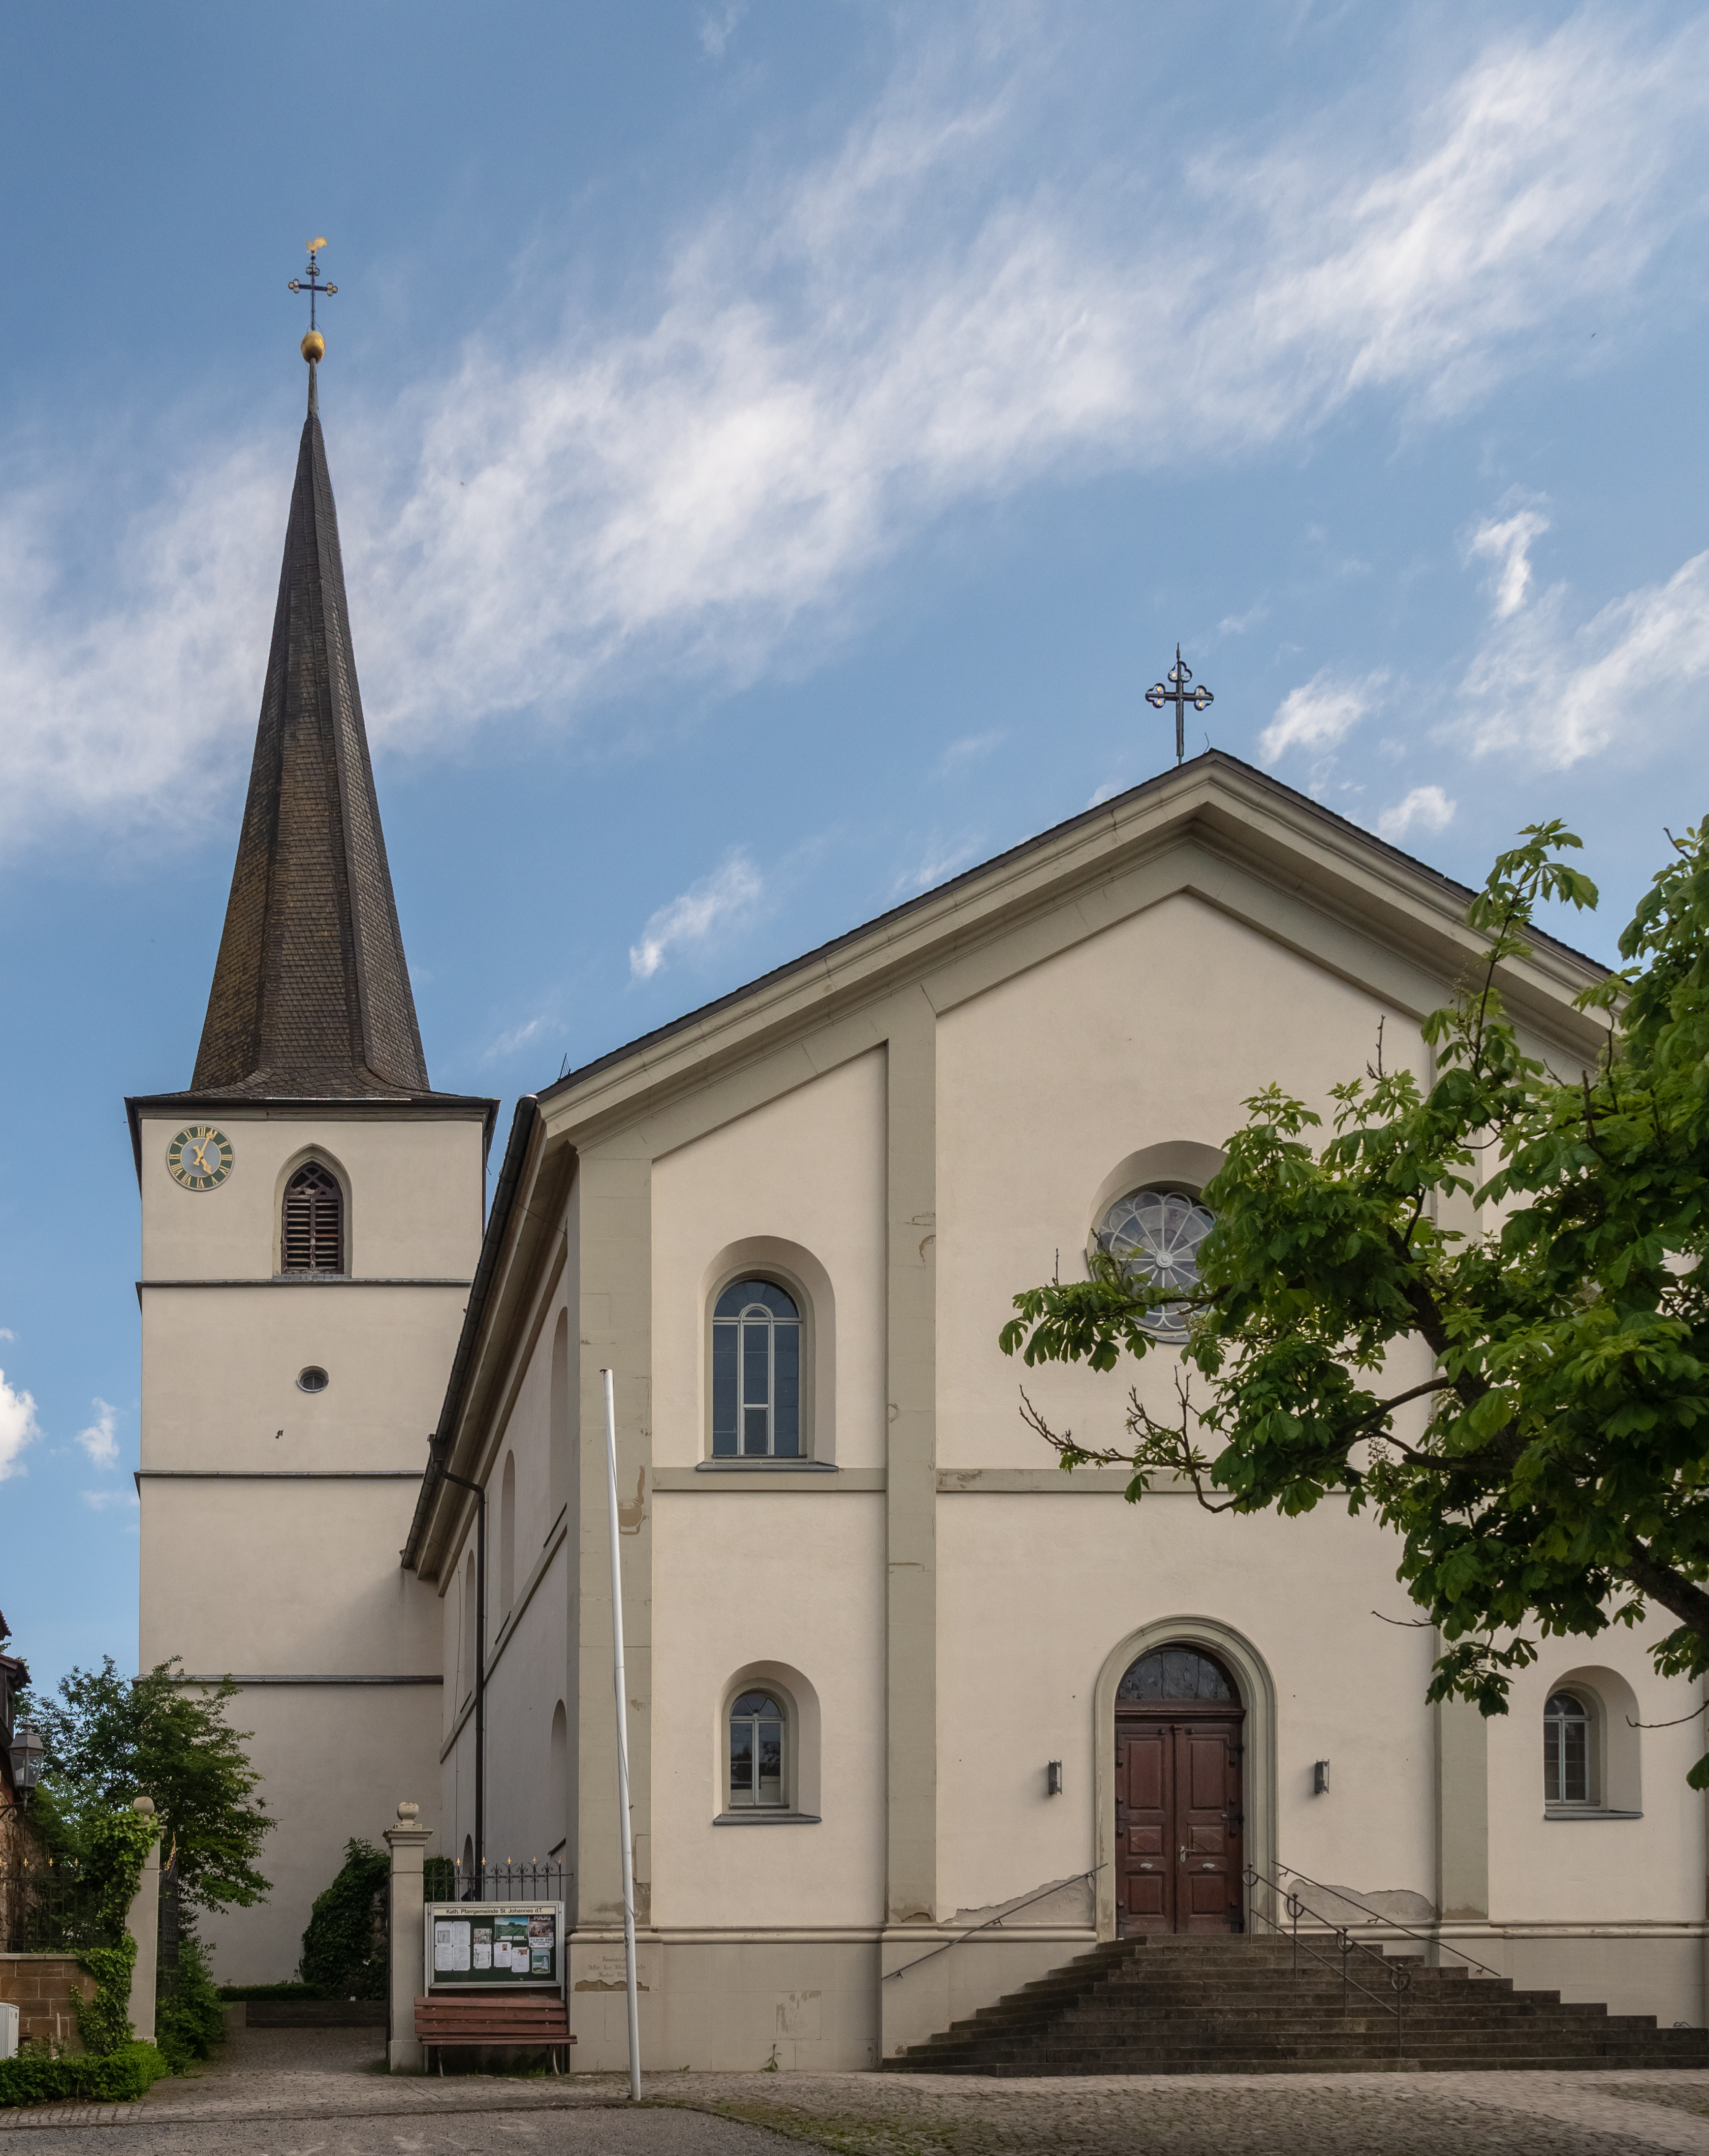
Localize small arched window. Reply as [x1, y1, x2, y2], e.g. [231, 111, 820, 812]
[282, 1162, 343, 1274]
[729, 1691, 786, 1809]
[1545, 1691, 1594, 1805]
[712, 1280, 802, 1458]
[1094, 1188, 1213, 1340]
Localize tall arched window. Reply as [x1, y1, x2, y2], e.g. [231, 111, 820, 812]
[549, 1311, 571, 1525]
[712, 1280, 802, 1457]
[498, 1452, 517, 1619]
[728, 1690, 786, 1809]
[281, 1162, 344, 1274]
[1545, 1691, 1594, 1806]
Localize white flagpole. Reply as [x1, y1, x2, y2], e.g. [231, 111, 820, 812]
[602, 1367, 642, 2101]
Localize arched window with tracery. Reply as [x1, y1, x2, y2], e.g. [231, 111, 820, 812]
[1094, 1189, 1214, 1340]
[282, 1162, 344, 1274]
[727, 1690, 787, 1809]
[1545, 1691, 1595, 1806]
[711, 1279, 802, 1457]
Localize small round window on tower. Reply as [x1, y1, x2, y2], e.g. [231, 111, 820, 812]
[297, 1366, 330, 1394]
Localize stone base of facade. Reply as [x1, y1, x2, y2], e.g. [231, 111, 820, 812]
[0, 1953, 97, 2052]
[557, 1922, 1709, 2070]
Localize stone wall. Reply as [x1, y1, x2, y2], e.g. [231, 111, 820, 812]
[0, 1952, 96, 2051]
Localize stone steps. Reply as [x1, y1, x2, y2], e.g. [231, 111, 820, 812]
[882, 1937, 1709, 2076]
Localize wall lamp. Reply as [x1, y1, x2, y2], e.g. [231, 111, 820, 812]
[1313, 1759, 1330, 1796]
[1046, 1761, 1063, 1797]
[8, 1724, 43, 1809]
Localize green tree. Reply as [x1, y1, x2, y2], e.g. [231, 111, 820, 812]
[1002, 821, 1709, 1777]
[21, 1657, 273, 1914]
[299, 1839, 389, 1999]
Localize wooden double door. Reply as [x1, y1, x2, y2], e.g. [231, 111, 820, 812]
[1116, 1710, 1245, 1934]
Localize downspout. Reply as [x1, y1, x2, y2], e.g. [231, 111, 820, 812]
[438, 1466, 487, 1896]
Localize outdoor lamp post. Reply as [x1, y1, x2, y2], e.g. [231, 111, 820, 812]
[8, 1723, 43, 1808]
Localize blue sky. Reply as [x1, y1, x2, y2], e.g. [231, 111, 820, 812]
[4, 0, 1707, 1690]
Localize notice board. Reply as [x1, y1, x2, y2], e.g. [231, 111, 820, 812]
[424, 1902, 564, 1990]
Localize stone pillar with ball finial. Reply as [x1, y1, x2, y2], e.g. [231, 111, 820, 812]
[384, 1802, 433, 2073]
[124, 1796, 161, 2046]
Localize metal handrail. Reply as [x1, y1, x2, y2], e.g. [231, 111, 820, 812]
[1243, 1864, 1411, 2065]
[1274, 1862, 1506, 1983]
[883, 1867, 1103, 1982]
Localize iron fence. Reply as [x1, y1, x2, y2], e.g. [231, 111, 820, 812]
[440, 1858, 570, 1905]
[0, 1854, 106, 1955]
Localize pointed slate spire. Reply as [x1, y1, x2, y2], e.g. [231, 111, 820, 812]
[192, 368, 430, 1097]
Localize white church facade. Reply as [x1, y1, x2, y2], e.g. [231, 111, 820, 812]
[132, 372, 1709, 2070]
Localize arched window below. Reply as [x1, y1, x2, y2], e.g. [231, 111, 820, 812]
[1545, 1691, 1595, 1806]
[712, 1279, 802, 1458]
[728, 1690, 786, 1809]
[282, 1162, 344, 1274]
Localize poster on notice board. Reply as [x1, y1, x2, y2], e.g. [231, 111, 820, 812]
[425, 1903, 563, 1988]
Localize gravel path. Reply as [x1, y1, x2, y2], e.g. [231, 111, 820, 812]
[5, 2026, 1709, 2153]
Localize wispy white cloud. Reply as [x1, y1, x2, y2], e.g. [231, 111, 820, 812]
[73, 1399, 119, 1469]
[82, 1488, 139, 1513]
[1467, 498, 1550, 618]
[482, 1014, 549, 1067]
[629, 852, 765, 979]
[936, 732, 1005, 777]
[894, 838, 982, 896]
[0, 1368, 40, 1481]
[0, 1328, 13, 1341]
[699, 3, 747, 59]
[1455, 549, 1709, 769]
[4, 13, 1709, 849]
[1260, 668, 1387, 763]
[1376, 785, 1456, 842]
[1218, 602, 1269, 638]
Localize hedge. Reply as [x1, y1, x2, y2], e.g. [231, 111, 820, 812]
[215, 1982, 320, 2002]
[0, 2041, 171, 2109]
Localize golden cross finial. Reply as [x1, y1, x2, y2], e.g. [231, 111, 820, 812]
[288, 238, 337, 363]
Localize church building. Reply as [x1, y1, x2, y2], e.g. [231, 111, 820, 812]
[131, 363, 1709, 2070]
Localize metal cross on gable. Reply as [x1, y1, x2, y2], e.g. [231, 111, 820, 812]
[287, 237, 337, 334]
[1146, 645, 1214, 766]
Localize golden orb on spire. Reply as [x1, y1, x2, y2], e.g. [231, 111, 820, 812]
[301, 329, 326, 364]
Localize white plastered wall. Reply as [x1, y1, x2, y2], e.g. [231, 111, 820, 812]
[134, 1105, 484, 1983]
[650, 1049, 886, 1470]
[935, 891, 1433, 1470]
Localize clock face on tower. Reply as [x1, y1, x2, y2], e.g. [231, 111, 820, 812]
[166, 1124, 235, 1192]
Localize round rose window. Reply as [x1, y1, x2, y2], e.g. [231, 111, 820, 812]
[1093, 1188, 1214, 1339]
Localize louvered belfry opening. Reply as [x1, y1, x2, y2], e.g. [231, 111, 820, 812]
[282, 1163, 344, 1274]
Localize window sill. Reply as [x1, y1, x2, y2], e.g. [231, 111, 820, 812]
[1543, 1807, 1643, 1821]
[712, 1811, 822, 1826]
[698, 1459, 836, 1472]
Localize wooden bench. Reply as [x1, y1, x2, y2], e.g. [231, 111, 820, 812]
[414, 1992, 575, 2073]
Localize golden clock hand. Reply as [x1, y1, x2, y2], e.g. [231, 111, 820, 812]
[188, 1140, 214, 1173]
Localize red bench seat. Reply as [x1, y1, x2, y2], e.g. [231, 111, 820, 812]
[414, 1993, 575, 2073]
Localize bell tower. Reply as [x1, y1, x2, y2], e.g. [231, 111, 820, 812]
[127, 328, 496, 1982]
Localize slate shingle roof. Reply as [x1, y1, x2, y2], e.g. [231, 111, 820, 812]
[191, 369, 430, 1098]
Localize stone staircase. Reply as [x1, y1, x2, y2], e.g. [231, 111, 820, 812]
[883, 1933, 1709, 2075]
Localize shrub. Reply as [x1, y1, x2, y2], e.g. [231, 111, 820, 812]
[215, 1982, 319, 2002]
[299, 1839, 389, 2001]
[0, 2040, 170, 2109]
[155, 1930, 225, 2071]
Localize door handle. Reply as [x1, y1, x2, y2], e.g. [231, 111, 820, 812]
[1138, 1863, 1153, 1871]
[1178, 1846, 1187, 1865]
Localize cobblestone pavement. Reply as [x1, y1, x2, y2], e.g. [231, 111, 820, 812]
[7, 2027, 1709, 2153]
